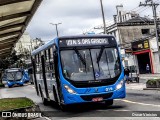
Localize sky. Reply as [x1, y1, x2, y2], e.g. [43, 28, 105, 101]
[26, 0, 159, 41]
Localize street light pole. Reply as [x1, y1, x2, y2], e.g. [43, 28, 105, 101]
[50, 23, 62, 37]
[100, 0, 106, 34]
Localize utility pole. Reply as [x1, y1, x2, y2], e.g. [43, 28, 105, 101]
[100, 0, 106, 34]
[139, 0, 159, 51]
[50, 23, 62, 37]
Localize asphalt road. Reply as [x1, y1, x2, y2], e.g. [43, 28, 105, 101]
[0, 84, 160, 120]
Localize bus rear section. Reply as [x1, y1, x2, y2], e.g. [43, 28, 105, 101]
[32, 35, 126, 108]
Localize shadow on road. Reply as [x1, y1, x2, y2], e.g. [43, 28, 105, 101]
[42, 101, 126, 117]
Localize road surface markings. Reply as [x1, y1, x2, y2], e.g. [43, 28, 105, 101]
[40, 117, 52, 120]
[117, 99, 160, 107]
[114, 109, 131, 111]
[97, 109, 130, 111]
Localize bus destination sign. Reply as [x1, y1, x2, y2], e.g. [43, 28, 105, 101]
[59, 38, 110, 47]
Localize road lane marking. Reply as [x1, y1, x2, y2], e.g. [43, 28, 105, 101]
[41, 117, 52, 120]
[97, 109, 130, 111]
[117, 99, 160, 107]
[114, 109, 131, 111]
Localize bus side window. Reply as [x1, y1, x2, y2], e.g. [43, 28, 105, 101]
[36, 54, 39, 73]
[49, 47, 55, 79]
[39, 52, 42, 79]
[33, 56, 37, 72]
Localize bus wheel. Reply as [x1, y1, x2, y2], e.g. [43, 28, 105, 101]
[104, 100, 113, 106]
[30, 81, 34, 84]
[60, 104, 68, 111]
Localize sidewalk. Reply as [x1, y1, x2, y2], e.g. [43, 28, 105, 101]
[126, 73, 160, 90]
[126, 83, 146, 90]
[139, 73, 160, 80]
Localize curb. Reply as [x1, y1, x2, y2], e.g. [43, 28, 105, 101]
[143, 88, 160, 90]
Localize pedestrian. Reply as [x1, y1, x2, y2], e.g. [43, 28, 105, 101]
[146, 64, 150, 74]
[124, 67, 130, 84]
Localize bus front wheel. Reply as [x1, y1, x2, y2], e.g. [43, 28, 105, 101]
[104, 100, 113, 106]
[59, 104, 68, 111]
[8, 86, 12, 88]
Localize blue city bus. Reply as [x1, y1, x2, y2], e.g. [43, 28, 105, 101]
[3, 68, 30, 88]
[31, 35, 125, 109]
[4, 68, 24, 88]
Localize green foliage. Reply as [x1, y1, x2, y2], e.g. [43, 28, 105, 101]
[146, 79, 160, 88]
[0, 83, 4, 87]
[146, 79, 157, 85]
[0, 98, 34, 111]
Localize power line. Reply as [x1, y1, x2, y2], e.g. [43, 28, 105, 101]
[86, 0, 159, 34]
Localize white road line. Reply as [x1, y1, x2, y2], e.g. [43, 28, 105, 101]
[97, 109, 130, 111]
[41, 117, 52, 120]
[114, 109, 131, 111]
[117, 99, 160, 107]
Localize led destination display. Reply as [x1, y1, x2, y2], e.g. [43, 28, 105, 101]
[59, 37, 116, 47]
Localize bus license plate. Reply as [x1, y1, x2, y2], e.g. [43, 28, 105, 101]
[92, 97, 103, 102]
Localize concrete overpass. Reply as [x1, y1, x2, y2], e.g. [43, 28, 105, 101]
[0, 0, 42, 58]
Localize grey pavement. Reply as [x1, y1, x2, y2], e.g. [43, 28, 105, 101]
[1, 74, 160, 120]
[126, 73, 160, 90]
[139, 74, 160, 80]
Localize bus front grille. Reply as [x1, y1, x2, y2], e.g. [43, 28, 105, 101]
[80, 92, 113, 101]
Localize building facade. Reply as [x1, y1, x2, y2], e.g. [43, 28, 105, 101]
[14, 32, 44, 57]
[106, 5, 160, 73]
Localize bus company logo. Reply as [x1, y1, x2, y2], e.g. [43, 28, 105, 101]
[2, 112, 11, 117]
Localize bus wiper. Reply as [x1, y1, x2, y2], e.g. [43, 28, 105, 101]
[74, 48, 86, 66]
[97, 46, 105, 63]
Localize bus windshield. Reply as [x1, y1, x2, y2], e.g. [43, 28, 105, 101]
[6, 71, 22, 81]
[60, 47, 121, 81]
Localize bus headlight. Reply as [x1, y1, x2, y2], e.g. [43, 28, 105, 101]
[116, 80, 124, 90]
[64, 85, 76, 94]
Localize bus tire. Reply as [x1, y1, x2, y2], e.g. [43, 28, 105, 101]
[39, 84, 48, 105]
[104, 100, 113, 106]
[30, 81, 34, 84]
[60, 104, 68, 111]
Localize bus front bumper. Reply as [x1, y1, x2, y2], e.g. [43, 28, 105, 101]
[62, 86, 126, 105]
[7, 81, 24, 87]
